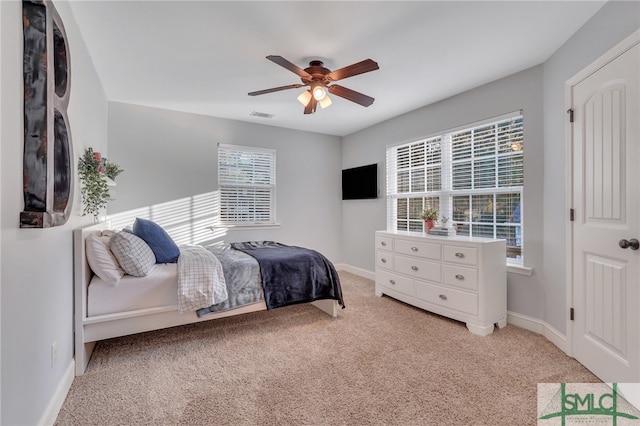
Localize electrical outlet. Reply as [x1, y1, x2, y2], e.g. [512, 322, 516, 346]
[51, 341, 57, 368]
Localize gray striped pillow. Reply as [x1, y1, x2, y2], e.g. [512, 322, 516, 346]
[109, 231, 156, 277]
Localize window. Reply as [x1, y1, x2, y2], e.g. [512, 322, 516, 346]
[218, 144, 276, 225]
[386, 112, 524, 261]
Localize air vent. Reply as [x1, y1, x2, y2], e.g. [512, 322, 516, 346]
[250, 111, 274, 119]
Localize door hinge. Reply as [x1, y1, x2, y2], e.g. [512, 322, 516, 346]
[570, 308, 574, 321]
[567, 108, 574, 123]
[570, 208, 575, 221]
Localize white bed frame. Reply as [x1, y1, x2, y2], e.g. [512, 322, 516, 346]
[73, 222, 340, 376]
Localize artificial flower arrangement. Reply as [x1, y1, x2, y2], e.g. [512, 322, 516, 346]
[420, 207, 439, 221]
[78, 148, 123, 218]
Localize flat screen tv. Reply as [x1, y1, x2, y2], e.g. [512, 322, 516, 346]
[342, 163, 378, 200]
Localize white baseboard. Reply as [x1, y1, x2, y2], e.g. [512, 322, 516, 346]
[507, 311, 567, 353]
[337, 264, 570, 355]
[334, 263, 375, 281]
[39, 360, 75, 426]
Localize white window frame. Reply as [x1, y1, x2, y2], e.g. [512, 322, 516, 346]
[386, 111, 524, 264]
[217, 143, 276, 226]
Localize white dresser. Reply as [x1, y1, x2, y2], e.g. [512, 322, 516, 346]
[375, 230, 507, 336]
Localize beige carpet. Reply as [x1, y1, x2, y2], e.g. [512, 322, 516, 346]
[56, 272, 598, 425]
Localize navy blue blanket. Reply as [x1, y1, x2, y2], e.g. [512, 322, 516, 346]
[230, 241, 345, 310]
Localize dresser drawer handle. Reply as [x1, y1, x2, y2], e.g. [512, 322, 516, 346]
[455, 274, 464, 280]
[411, 266, 418, 271]
[455, 252, 465, 259]
[439, 294, 448, 301]
[389, 279, 396, 285]
[381, 258, 387, 263]
[381, 241, 387, 246]
[411, 246, 419, 252]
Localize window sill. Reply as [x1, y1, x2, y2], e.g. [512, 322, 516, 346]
[506, 261, 533, 276]
[209, 223, 281, 231]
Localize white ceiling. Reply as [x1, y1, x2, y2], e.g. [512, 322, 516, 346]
[67, 1, 606, 137]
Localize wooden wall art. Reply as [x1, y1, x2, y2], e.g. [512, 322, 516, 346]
[21, 0, 73, 228]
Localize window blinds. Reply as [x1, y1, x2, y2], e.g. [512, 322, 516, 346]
[218, 144, 276, 224]
[386, 112, 524, 259]
[450, 117, 524, 192]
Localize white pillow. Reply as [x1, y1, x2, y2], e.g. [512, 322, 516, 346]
[109, 231, 156, 277]
[85, 232, 125, 285]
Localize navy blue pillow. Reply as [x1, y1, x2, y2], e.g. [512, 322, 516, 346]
[132, 218, 180, 263]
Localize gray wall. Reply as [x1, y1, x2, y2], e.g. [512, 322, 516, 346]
[341, 1, 640, 334]
[342, 65, 545, 320]
[0, 1, 108, 424]
[107, 102, 343, 261]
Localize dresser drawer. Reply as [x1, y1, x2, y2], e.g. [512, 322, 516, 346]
[443, 264, 478, 291]
[394, 239, 441, 260]
[376, 269, 414, 296]
[415, 282, 478, 315]
[376, 250, 393, 269]
[443, 245, 478, 266]
[394, 254, 441, 282]
[376, 235, 393, 251]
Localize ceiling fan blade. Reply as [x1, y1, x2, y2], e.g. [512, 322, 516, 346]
[304, 96, 317, 114]
[328, 85, 375, 107]
[248, 84, 305, 96]
[326, 59, 379, 81]
[266, 55, 311, 79]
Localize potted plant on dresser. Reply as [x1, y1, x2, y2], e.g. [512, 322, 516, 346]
[420, 208, 438, 233]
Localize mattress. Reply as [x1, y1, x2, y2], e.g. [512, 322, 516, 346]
[87, 243, 265, 317]
[88, 263, 178, 316]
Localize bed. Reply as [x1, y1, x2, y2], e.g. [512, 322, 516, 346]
[73, 221, 344, 376]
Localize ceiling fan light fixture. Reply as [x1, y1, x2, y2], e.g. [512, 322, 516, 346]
[250, 55, 379, 114]
[312, 85, 327, 101]
[297, 90, 312, 106]
[319, 95, 332, 109]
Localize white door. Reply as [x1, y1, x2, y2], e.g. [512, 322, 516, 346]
[572, 39, 639, 383]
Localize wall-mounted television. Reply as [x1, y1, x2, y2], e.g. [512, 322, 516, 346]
[342, 163, 378, 200]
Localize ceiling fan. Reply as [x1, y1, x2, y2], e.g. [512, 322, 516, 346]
[248, 55, 379, 114]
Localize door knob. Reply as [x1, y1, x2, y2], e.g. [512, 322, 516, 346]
[619, 238, 639, 250]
